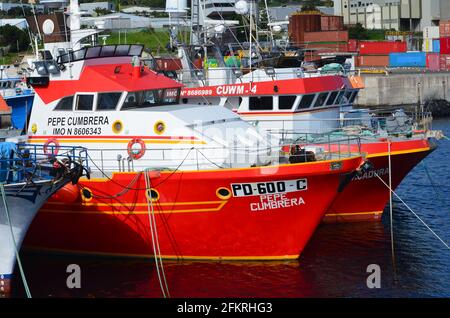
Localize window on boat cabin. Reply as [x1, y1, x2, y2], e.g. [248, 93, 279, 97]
[121, 88, 180, 110]
[314, 92, 329, 108]
[326, 91, 339, 106]
[343, 90, 353, 104]
[298, 94, 316, 109]
[75, 94, 95, 111]
[97, 92, 122, 111]
[54, 96, 74, 111]
[249, 96, 273, 111]
[278, 95, 297, 110]
[348, 90, 358, 104]
[335, 91, 346, 105]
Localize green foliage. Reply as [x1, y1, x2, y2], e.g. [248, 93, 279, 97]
[0, 24, 30, 53]
[348, 23, 386, 40]
[93, 7, 112, 16]
[105, 29, 170, 53]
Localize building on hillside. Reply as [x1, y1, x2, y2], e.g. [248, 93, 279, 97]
[333, 0, 450, 31]
[80, 2, 115, 15]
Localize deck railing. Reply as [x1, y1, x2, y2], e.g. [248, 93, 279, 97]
[80, 132, 362, 174]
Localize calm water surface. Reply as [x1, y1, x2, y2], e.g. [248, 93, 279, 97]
[12, 119, 450, 298]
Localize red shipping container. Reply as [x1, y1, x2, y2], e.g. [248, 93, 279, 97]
[359, 41, 407, 55]
[321, 15, 344, 31]
[289, 13, 321, 44]
[439, 54, 450, 71]
[306, 42, 349, 53]
[303, 30, 349, 42]
[440, 37, 450, 54]
[426, 53, 440, 71]
[440, 21, 450, 38]
[357, 55, 389, 67]
[155, 57, 182, 71]
[348, 39, 359, 52]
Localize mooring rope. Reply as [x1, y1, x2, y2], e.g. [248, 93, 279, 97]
[0, 183, 32, 298]
[387, 140, 397, 278]
[144, 170, 170, 298]
[374, 173, 450, 250]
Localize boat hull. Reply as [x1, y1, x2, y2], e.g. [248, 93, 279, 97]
[24, 157, 362, 260]
[0, 181, 66, 298]
[323, 138, 435, 222]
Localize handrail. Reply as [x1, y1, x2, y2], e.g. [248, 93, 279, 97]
[0, 144, 88, 184]
[81, 133, 362, 173]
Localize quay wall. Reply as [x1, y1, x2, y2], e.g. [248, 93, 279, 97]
[355, 72, 450, 107]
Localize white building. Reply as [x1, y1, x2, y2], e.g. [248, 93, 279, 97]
[0, 18, 28, 30]
[80, 2, 115, 15]
[333, 0, 450, 31]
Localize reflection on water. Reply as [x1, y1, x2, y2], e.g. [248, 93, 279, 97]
[11, 119, 450, 298]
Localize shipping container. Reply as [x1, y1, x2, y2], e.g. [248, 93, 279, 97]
[423, 26, 440, 39]
[359, 41, 407, 55]
[348, 39, 358, 52]
[303, 30, 349, 43]
[389, 52, 426, 68]
[357, 55, 389, 67]
[154, 57, 183, 71]
[422, 38, 440, 53]
[426, 53, 440, 71]
[439, 21, 450, 38]
[433, 39, 440, 52]
[440, 37, 450, 54]
[289, 13, 321, 44]
[439, 54, 450, 71]
[304, 42, 349, 53]
[422, 38, 434, 52]
[320, 15, 344, 31]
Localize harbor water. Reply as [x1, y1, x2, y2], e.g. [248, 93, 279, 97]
[11, 119, 450, 298]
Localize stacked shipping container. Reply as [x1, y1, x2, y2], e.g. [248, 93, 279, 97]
[440, 20, 450, 71]
[289, 12, 348, 54]
[357, 41, 407, 67]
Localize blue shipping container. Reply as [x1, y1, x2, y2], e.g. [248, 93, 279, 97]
[433, 39, 440, 53]
[389, 52, 426, 67]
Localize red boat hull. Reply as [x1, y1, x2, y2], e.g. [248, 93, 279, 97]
[323, 138, 435, 222]
[24, 157, 361, 260]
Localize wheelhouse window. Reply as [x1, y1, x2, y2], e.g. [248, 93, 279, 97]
[348, 91, 358, 104]
[97, 92, 122, 111]
[335, 91, 346, 105]
[279, 96, 297, 110]
[249, 96, 273, 110]
[326, 91, 339, 106]
[54, 96, 73, 111]
[298, 94, 316, 109]
[343, 90, 353, 104]
[75, 94, 94, 111]
[314, 92, 329, 107]
[121, 88, 180, 110]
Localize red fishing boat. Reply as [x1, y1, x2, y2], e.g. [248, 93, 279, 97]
[21, 44, 365, 260]
[179, 67, 436, 222]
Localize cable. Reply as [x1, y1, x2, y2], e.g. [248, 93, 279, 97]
[374, 172, 450, 250]
[144, 171, 170, 298]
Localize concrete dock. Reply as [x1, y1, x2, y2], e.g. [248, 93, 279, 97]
[355, 71, 450, 107]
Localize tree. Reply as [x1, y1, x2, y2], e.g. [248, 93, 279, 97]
[301, 0, 321, 11]
[0, 24, 30, 52]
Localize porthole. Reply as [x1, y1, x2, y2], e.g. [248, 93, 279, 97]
[216, 187, 231, 200]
